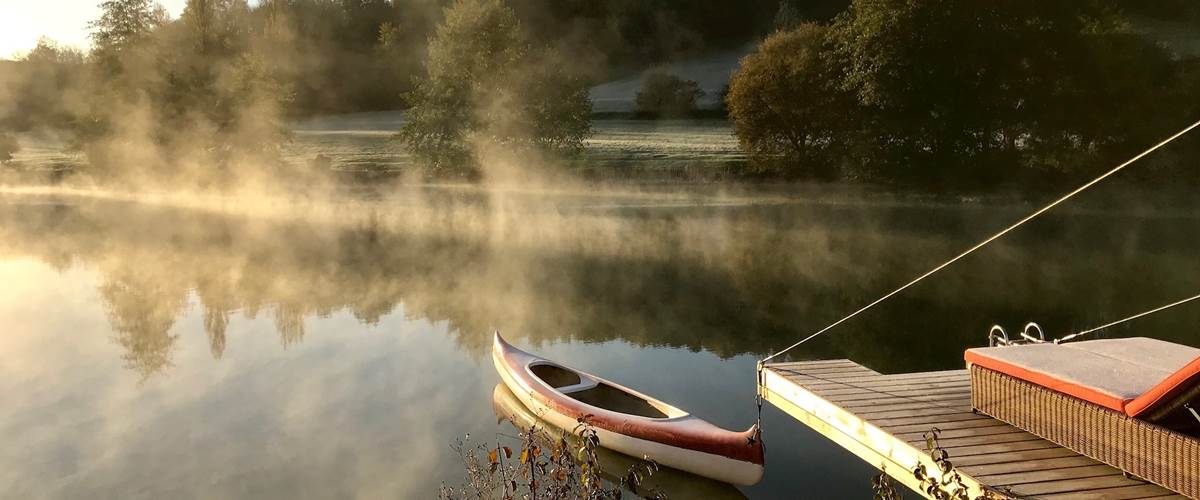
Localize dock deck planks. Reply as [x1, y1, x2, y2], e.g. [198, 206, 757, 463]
[760, 360, 1185, 499]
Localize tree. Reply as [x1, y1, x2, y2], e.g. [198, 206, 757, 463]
[0, 39, 86, 134]
[826, 0, 1179, 187]
[179, 0, 251, 56]
[89, 0, 164, 56]
[727, 24, 850, 179]
[73, 0, 294, 183]
[370, 21, 415, 110]
[83, 2, 157, 105]
[171, 0, 285, 136]
[634, 71, 705, 117]
[78, 0, 167, 167]
[398, 0, 592, 176]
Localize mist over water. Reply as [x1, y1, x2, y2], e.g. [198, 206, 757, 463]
[4, 1, 1200, 497]
[2, 162, 1199, 497]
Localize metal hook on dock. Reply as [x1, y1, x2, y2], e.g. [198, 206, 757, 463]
[989, 322, 1047, 346]
[988, 325, 1009, 347]
[1020, 322, 1045, 344]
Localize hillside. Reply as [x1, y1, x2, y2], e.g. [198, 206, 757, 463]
[589, 47, 750, 113]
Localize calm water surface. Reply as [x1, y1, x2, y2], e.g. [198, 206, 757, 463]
[2, 183, 1198, 499]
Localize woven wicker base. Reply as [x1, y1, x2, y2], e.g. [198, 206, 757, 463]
[970, 364, 1200, 497]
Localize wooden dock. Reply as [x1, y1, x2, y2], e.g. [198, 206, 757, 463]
[760, 360, 1185, 499]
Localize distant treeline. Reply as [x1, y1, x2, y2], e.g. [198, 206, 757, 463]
[2, 0, 1200, 189]
[1, 0, 829, 119]
[728, 1, 1200, 188]
[0, 0, 841, 183]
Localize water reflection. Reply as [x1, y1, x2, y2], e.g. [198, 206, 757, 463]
[100, 269, 186, 378]
[1, 189, 1197, 379]
[2, 188, 1199, 497]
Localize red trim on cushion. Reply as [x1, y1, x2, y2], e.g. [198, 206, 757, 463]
[965, 350, 1129, 412]
[1125, 356, 1200, 417]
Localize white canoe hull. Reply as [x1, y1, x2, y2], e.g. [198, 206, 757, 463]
[492, 333, 764, 486]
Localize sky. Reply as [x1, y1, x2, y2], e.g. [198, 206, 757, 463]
[0, 0, 187, 59]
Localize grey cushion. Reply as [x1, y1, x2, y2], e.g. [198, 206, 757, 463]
[967, 337, 1199, 402]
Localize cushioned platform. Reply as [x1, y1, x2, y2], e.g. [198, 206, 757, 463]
[965, 337, 1200, 416]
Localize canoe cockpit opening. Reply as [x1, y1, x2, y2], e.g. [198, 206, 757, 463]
[566, 383, 670, 419]
[529, 364, 581, 388]
[526, 362, 681, 419]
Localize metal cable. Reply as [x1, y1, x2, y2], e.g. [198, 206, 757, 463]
[1056, 292, 1200, 343]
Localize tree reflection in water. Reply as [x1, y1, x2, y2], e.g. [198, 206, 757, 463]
[2, 188, 1199, 380]
[99, 270, 186, 378]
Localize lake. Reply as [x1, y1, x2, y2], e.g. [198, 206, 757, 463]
[3, 119, 1199, 499]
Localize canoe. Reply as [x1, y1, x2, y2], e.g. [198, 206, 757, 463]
[491, 383, 749, 499]
[491, 332, 765, 485]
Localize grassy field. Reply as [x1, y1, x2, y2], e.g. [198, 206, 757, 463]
[2, 112, 744, 180]
[290, 111, 745, 178]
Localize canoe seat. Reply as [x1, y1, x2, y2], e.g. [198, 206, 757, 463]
[568, 383, 670, 419]
[530, 363, 582, 388]
[965, 337, 1200, 432]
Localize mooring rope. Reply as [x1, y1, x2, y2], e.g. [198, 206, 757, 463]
[759, 117, 1200, 367]
[1056, 292, 1200, 343]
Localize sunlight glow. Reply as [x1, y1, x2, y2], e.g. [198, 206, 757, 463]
[0, 0, 186, 58]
